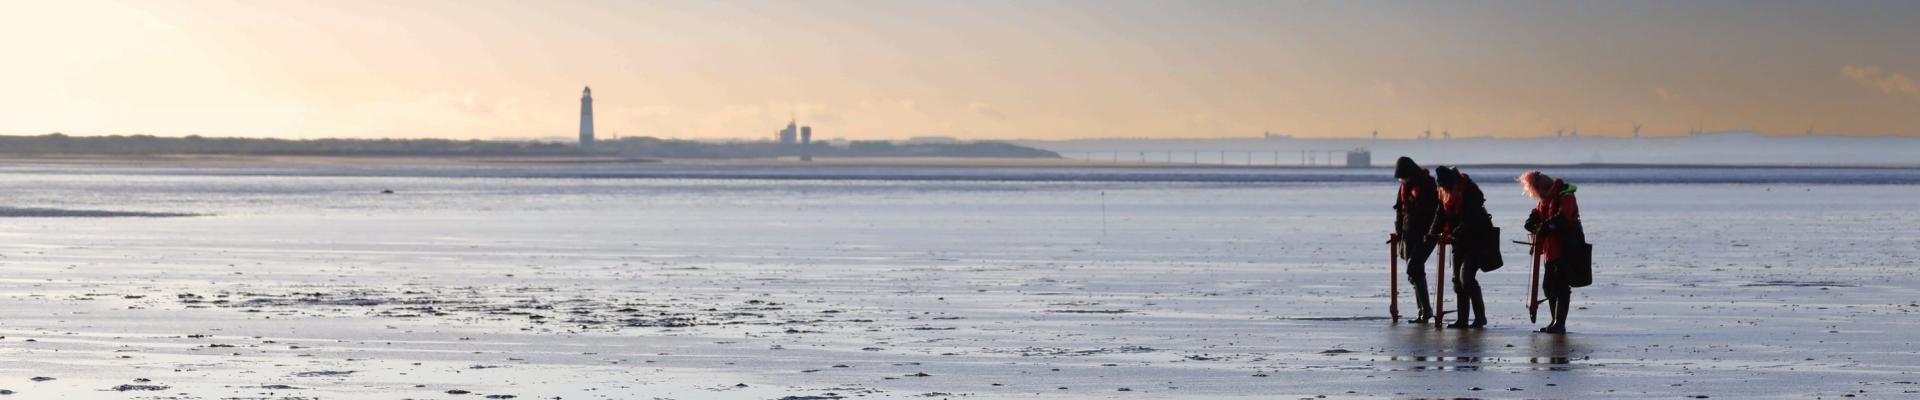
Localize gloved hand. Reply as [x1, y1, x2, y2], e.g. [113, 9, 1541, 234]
[1539, 213, 1562, 235]
[1524, 210, 1542, 233]
[1387, 232, 1401, 244]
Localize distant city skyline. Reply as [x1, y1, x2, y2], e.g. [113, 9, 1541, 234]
[4, 1, 1920, 140]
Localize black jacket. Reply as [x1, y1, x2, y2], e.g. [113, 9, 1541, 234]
[1428, 174, 1494, 241]
[1394, 173, 1439, 237]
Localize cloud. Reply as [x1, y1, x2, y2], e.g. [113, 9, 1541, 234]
[1841, 65, 1920, 99]
[301, 93, 537, 138]
[1174, 111, 1253, 135]
[1370, 80, 1399, 100]
[1841, 65, 1878, 81]
[1655, 86, 1680, 102]
[966, 102, 1004, 119]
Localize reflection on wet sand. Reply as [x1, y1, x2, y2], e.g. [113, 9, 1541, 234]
[1382, 326, 1587, 372]
[1528, 333, 1583, 370]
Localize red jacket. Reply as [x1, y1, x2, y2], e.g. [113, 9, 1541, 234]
[1429, 173, 1491, 240]
[1533, 180, 1582, 261]
[1394, 172, 1439, 237]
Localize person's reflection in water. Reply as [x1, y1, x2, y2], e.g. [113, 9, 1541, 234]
[1385, 324, 1494, 371]
[1385, 323, 1446, 359]
[1529, 333, 1584, 371]
[1383, 325, 1587, 375]
[1450, 326, 1489, 357]
[1447, 328, 1489, 371]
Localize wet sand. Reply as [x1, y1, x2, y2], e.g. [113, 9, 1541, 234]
[0, 162, 1914, 399]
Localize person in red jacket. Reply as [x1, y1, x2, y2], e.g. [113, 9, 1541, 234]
[1520, 171, 1582, 333]
[1429, 166, 1496, 329]
[1391, 157, 1439, 323]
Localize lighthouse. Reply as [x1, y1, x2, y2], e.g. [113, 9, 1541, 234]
[579, 86, 594, 150]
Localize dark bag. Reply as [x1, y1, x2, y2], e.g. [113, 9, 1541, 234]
[1476, 226, 1504, 272]
[1566, 241, 1593, 287]
[1563, 226, 1592, 287]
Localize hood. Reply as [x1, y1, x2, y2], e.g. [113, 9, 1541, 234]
[1555, 180, 1578, 195]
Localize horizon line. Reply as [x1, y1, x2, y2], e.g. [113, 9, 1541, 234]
[7, 129, 1917, 143]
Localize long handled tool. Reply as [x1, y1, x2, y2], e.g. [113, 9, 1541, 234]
[1515, 236, 1546, 323]
[1388, 235, 1400, 321]
[1433, 235, 1451, 330]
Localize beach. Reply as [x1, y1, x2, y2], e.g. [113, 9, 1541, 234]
[0, 158, 1915, 399]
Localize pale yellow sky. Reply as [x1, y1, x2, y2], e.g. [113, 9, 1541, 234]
[4, 0, 1918, 140]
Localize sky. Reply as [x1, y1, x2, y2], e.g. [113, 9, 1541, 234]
[4, 0, 1919, 141]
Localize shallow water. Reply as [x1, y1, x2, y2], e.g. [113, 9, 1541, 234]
[0, 162, 1915, 399]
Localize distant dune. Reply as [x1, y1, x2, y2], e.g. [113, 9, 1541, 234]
[1020, 132, 1920, 167]
[0, 133, 1060, 160]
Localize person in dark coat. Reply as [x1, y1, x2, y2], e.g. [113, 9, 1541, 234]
[1428, 166, 1495, 328]
[1391, 157, 1439, 323]
[1521, 171, 1583, 333]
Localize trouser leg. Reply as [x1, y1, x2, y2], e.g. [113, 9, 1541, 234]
[1408, 269, 1432, 319]
[1461, 264, 1485, 324]
[1542, 262, 1569, 327]
[1546, 297, 1560, 326]
[1405, 240, 1435, 319]
[1451, 254, 1471, 324]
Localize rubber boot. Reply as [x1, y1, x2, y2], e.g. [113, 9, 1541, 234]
[1409, 278, 1432, 324]
[1538, 297, 1560, 333]
[1468, 280, 1487, 327]
[1447, 277, 1471, 329]
[1549, 297, 1570, 333]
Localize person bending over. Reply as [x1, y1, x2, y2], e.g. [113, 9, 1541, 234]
[1391, 157, 1440, 324]
[1429, 166, 1496, 329]
[1520, 171, 1584, 334]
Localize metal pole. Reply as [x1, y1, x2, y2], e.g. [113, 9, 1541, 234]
[1435, 238, 1449, 330]
[1390, 238, 1401, 321]
[1527, 235, 1544, 323]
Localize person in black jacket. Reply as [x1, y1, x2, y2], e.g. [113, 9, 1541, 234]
[1391, 157, 1439, 323]
[1429, 166, 1496, 328]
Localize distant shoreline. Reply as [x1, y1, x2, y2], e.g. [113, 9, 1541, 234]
[1440, 162, 1920, 170]
[0, 133, 1059, 160]
[0, 153, 1916, 170]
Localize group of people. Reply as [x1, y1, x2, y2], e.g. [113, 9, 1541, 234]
[1391, 157, 1588, 334]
